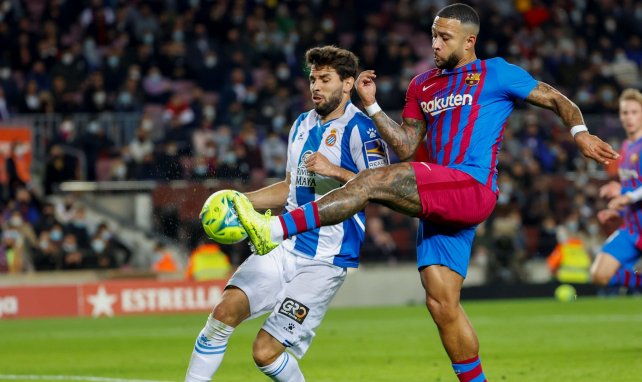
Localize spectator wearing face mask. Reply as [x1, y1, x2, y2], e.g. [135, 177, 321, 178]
[32, 230, 62, 271]
[88, 232, 118, 269]
[5, 209, 37, 257]
[65, 206, 91, 248]
[96, 222, 132, 267]
[142, 66, 172, 104]
[60, 232, 86, 270]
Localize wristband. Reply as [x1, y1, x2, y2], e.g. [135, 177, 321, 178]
[626, 187, 642, 203]
[570, 125, 588, 137]
[365, 102, 382, 116]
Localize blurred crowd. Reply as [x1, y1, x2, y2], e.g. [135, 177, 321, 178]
[1, 0, 641, 274]
[0, 186, 134, 272]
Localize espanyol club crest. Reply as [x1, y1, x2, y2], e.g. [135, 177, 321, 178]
[325, 129, 337, 146]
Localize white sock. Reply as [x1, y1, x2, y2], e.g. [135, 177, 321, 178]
[185, 314, 235, 382]
[257, 351, 305, 382]
[270, 217, 285, 243]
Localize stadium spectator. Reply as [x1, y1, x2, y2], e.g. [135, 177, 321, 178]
[89, 232, 118, 270]
[44, 145, 80, 195]
[591, 89, 642, 293]
[60, 232, 86, 270]
[234, 5, 618, 382]
[0, 229, 25, 273]
[32, 230, 62, 271]
[185, 46, 389, 382]
[546, 226, 591, 284]
[184, 241, 231, 281]
[128, 127, 154, 164]
[151, 242, 180, 273]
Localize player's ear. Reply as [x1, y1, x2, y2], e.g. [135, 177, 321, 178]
[343, 77, 355, 93]
[465, 34, 476, 51]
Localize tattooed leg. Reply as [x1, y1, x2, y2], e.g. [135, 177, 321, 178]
[316, 162, 422, 225]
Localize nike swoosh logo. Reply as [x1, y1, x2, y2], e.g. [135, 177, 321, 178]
[422, 84, 435, 92]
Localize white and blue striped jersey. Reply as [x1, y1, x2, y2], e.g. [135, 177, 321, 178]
[281, 101, 389, 268]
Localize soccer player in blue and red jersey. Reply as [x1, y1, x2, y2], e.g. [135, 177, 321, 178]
[591, 89, 642, 293]
[234, 4, 618, 381]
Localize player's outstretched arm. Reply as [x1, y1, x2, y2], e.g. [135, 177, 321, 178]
[525, 81, 619, 165]
[356, 70, 427, 161]
[244, 173, 290, 210]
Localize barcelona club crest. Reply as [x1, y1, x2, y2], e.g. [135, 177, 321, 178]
[631, 153, 638, 163]
[325, 129, 337, 146]
[465, 73, 481, 86]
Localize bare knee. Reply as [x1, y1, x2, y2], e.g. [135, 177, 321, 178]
[426, 295, 460, 327]
[252, 331, 283, 366]
[590, 254, 621, 287]
[590, 267, 613, 287]
[211, 288, 250, 327]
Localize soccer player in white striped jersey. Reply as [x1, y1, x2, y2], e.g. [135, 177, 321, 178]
[185, 46, 389, 382]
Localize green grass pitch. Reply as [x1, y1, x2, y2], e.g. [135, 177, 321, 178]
[0, 297, 641, 381]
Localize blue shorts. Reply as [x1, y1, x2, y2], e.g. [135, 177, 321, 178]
[416, 220, 476, 278]
[601, 227, 642, 270]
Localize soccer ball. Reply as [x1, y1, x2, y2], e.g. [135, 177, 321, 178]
[554, 284, 577, 302]
[200, 190, 248, 244]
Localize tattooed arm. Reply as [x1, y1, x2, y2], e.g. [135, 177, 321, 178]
[356, 70, 427, 161]
[525, 82, 584, 127]
[370, 113, 427, 161]
[525, 81, 618, 165]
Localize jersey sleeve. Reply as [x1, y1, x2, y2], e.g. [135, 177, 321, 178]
[350, 115, 390, 171]
[286, 113, 307, 170]
[496, 58, 538, 101]
[401, 75, 425, 120]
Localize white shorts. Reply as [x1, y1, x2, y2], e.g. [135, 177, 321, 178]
[227, 245, 347, 358]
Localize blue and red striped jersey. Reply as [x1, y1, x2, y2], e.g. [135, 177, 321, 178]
[402, 57, 538, 193]
[618, 138, 642, 233]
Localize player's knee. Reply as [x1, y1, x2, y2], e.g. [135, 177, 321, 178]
[252, 336, 281, 366]
[590, 267, 611, 286]
[425, 295, 459, 326]
[346, 168, 378, 194]
[211, 302, 243, 327]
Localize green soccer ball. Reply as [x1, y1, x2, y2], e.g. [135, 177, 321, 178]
[554, 284, 577, 302]
[199, 190, 248, 244]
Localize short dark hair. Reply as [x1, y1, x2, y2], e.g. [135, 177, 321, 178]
[305, 46, 358, 80]
[437, 3, 479, 27]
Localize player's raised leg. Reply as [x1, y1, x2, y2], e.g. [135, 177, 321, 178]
[185, 287, 248, 382]
[421, 265, 487, 381]
[591, 250, 642, 291]
[253, 330, 304, 382]
[234, 163, 422, 255]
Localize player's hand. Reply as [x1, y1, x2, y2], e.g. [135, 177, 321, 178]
[305, 152, 336, 177]
[574, 132, 619, 165]
[607, 194, 631, 211]
[356, 70, 377, 107]
[599, 181, 621, 199]
[597, 208, 620, 224]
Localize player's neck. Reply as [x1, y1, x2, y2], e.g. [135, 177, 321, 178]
[320, 98, 349, 124]
[628, 128, 642, 142]
[454, 53, 478, 69]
